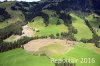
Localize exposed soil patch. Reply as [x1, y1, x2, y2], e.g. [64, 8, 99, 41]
[24, 39, 77, 53]
[22, 25, 34, 37]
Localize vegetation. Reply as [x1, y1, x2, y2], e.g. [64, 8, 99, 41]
[0, 21, 23, 40]
[3, 35, 19, 42]
[86, 14, 100, 36]
[53, 43, 100, 66]
[0, 36, 33, 52]
[28, 16, 68, 36]
[0, 2, 25, 29]
[0, 1, 100, 66]
[70, 13, 93, 41]
[0, 8, 10, 22]
[0, 48, 54, 66]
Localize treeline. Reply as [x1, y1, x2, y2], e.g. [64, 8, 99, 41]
[0, 21, 25, 41]
[0, 31, 77, 53]
[0, 36, 33, 52]
[0, 35, 50, 52]
[0, 35, 51, 52]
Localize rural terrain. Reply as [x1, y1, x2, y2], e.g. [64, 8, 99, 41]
[0, 0, 100, 66]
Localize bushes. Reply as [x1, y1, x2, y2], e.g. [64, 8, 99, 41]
[95, 42, 100, 48]
[61, 32, 68, 38]
[39, 36, 47, 39]
[80, 38, 88, 43]
[67, 34, 76, 41]
[56, 33, 60, 39]
[49, 34, 55, 39]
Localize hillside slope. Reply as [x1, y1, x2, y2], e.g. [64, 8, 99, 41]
[0, 0, 100, 47]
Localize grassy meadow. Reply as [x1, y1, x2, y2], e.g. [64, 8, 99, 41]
[70, 13, 93, 41]
[0, 1, 100, 66]
[52, 43, 100, 66]
[0, 43, 100, 66]
[28, 16, 68, 36]
[86, 14, 100, 36]
[0, 48, 55, 66]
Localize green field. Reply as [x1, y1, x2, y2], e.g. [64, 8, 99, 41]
[0, 48, 54, 66]
[28, 16, 68, 36]
[70, 13, 93, 41]
[53, 43, 100, 66]
[0, 43, 100, 66]
[39, 43, 67, 57]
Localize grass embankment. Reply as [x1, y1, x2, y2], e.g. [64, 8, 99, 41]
[3, 35, 19, 42]
[70, 13, 93, 41]
[0, 48, 54, 66]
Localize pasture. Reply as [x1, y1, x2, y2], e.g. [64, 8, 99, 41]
[0, 41, 100, 66]
[28, 16, 68, 36]
[86, 14, 100, 36]
[0, 48, 54, 66]
[70, 13, 93, 41]
[53, 43, 100, 66]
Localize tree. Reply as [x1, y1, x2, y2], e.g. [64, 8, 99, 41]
[56, 20, 61, 25]
[49, 34, 55, 39]
[56, 33, 59, 37]
[56, 33, 60, 38]
[95, 42, 100, 48]
[80, 38, 88, 43]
